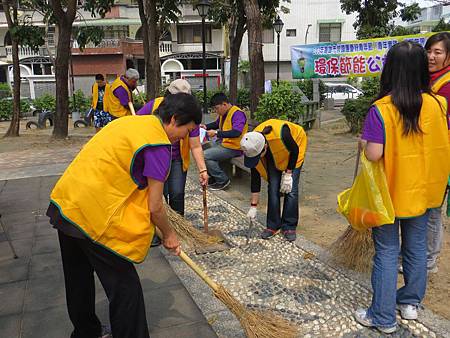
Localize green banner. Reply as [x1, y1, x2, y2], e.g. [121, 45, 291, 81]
[291, 32, 438, 79]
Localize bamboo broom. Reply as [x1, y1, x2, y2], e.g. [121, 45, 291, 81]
[155, 227, 298, 338]
[329, 145, 375, 273]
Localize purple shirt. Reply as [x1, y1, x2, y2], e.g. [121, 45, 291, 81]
[172, 126, 200, 161]
[113, 77, 132, 107]
[362, 103, 450, 144]
[136, 99, 155, 116]
[132, 145, 171, 187]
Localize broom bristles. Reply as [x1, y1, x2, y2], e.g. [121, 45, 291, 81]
[328, 226, 374, 273]
[165, 204, 222, 247]
[214, 285, 297, 338]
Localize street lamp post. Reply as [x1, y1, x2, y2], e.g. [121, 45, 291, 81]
[196, 0, 210, 115]
[305, 24, 312, 44]
[273, 16, 284, 85]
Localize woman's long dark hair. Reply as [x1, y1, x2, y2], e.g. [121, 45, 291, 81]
[376, 41, 432, 135]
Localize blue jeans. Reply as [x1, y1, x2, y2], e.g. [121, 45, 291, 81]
[204, 143, 241, 185]
[266, 162, 302, 231]
[368, 212, 429, 328]
[427, 207, 443, 270]
[163, 160, 187, 216]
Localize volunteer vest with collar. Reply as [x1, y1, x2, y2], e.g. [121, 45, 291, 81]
[253, 119, 307, 181]
[219, 105, 248, 150]
[50, 115, 171, 263]
[374, 94, 450, 218]
[150, 96, 190, 172]
[431, 69, 450, 93]
[105, 77, 132, 118]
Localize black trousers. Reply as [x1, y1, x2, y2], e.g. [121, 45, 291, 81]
[58, 231, 149, 338]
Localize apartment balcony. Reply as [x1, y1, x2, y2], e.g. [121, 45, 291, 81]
[4, 46, 49, 62]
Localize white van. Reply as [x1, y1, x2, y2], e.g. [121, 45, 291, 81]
[324, 83, 362, 105]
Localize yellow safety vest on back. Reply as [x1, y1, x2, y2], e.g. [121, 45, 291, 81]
[150, 96, 191, 172]
[105, 77, 132, 118]
[219, 105, 248, 150]
[254, 119, 307, 181]
[50, 115, 171, 263]
[374, 94, 450, 218]
[431, 69, 450, 93]
[91, 82, 110, 112]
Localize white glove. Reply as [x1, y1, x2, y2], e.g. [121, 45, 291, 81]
[280, 172, 293, 194]
[247, 206, 257, 220]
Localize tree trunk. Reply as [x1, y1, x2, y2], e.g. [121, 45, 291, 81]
[243, 0, 264, 115]
[143, 1, 160, 99]
[4, 38, 20, 137]
[137, 0, 151, 100]
[229, 10, 246, 105]
[52, 21, 72, 139]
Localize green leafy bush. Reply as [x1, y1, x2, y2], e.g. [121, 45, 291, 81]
[0, 98, 31, 121]
[69, 89, 91, 113]
[0, 83, 12, 99]
[33, 93, 56, 112]
[341, 95, 374, 134]
[255, 81, 304, 123]
[192, 87, 227, 110]
[237, 88, 250, 108]
[361, 76, 380, 97]
[296, 79, 326, 102]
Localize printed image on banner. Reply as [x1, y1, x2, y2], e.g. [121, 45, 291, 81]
[290, 32, 439, 79]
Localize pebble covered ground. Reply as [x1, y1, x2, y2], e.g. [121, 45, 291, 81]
[180, 181, 441, 338]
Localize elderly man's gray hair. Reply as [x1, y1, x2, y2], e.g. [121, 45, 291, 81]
[125, 68, 140, 80]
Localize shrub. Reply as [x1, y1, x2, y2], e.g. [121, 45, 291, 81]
[33, 93, 56, 112]
[361, 76, 380, 97]
[255, 81, 304, 123]
[237, 88, 250, 108]
[0, 83, 12, 99]
[341, 95, 374, 134]
[296, 79, 326, 102]
[0, 98, 31, 121]
[69, 89, 91, 113]
[192, 87, 227, 110]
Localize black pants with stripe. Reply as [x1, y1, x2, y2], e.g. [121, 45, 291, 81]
[58, 231, 149, 338]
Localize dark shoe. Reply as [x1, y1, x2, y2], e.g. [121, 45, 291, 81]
[283, 230, 297, 242]
[151, 235, 162, 247]
[261, 228, 279, 239]
[99, 325, 112, 338]
[209, 179, 230, 191]
[208, 177, 216, 185]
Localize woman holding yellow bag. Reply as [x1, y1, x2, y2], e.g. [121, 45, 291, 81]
[354, 41, 450, 333]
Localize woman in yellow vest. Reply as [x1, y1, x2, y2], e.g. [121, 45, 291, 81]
[103, 68, 139, 119]
[46, 93, 202, 338]
[354, 41, 450, 334]
[201, 93, 248, 190]
[91, 74, 111, 132]
[240, 119, 307, 242]
[423, 32, 450, 274]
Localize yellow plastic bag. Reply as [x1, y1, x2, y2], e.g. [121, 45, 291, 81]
[337, 153, 395, 231]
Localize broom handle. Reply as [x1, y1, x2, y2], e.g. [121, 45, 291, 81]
[128, 101, 136, 115]
[203, 185, 209, 233]
[135, 87, 147, 106]
[353, 144, 362, 182]
[154, 227, 219, 292]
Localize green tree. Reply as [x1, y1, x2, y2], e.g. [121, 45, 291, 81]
[340, 0, 421, 39]
[432, 18, 450, 32]
[2, 0, 45, 137]
[137, 0, 181, 100]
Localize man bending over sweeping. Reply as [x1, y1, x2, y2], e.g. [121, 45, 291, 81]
[46, 93, 202, 338]
[240, 119, 307, 242]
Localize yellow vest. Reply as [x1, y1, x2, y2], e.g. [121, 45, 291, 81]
[375, 94, 450, 218]
[253, 119, 307, 181]
[105, 77, 132, 118]
[50, 115, 171, 263]
[431, 69, 450, 93]
[150, 96, 191, 171]
[91, 82, 110, 112]
[219, 105, 248, 150]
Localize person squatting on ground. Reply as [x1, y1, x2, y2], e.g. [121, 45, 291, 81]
[91, 74, 111, 132]
[240, 119, 307, 242]
[46, 93, 202, 338]
[200, 93, 248, 191]
[424, 32, 450, 273]
[137, 79, 208, 246]
[354, 41, 450, 334]
[103, 68, 139, 122]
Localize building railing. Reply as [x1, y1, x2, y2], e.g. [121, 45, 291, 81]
[159, 41, 172, 54]
[5, 46, 48, 59]
[72, 38, 122, 49]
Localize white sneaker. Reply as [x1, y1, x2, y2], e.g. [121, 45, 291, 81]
[428, 266, 438, 274]
[397, 304, 418, 320]
[354, 308, 397, 334]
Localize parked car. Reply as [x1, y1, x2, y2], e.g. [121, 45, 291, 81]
[323, 83, 362, 105]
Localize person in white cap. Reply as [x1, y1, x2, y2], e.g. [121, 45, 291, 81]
[136, 79, 208, 246]
[240, 119, 307, 241]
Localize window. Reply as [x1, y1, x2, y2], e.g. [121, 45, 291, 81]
[286, 29, 296, 37]
[177, 24, 211, 44]
[262, 29, 274, 43]
[103, 26, 129, 40]
[319, 23, 341, 43]
[47, 27, 55, 46]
